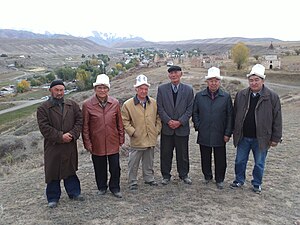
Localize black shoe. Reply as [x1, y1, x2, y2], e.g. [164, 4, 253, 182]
[48, 201, 58, 208]
[182, 177, 192, 185]
[161, 178, 170, 185]
[112, 191, 122, 198]
[129, 184, 138, 190]
[230, 181, 243, 189]
[145, 181, 158, 186]
[204, 179, 212, 184]
[216, 182, 224, 189]
[252, 185, 262, 194]
[97, 189, 107, 195]
[71, 194, 85, 201]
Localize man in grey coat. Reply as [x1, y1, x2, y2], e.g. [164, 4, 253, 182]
[192, 67, 233, 189]
[157, 65, 194, 185]
[230, 64, 282, 194]
[37, 80, 84, 208]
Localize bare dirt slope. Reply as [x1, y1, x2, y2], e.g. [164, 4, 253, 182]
[0, 64, 300, 225]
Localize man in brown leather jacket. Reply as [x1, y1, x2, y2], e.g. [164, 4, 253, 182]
[82, 74, 124, 198]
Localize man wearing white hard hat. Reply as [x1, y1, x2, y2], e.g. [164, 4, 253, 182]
[192, 67, 233, 189]
[230, 64, 282, 194]
[82, 74, 125, 198]
[121, 74, 161, 190]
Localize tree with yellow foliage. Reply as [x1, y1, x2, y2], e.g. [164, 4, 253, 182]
[76, 69, 91, 91]
[115, 63, 124, 71]
[231, 42, 250, 70]
[16, 80, 30, 93]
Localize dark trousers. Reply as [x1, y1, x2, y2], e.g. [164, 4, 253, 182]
[199, 145, 227, 183]
[92, 153, 120, 193]
[160, 134, 190, 179]
[46, 174, 81, 203]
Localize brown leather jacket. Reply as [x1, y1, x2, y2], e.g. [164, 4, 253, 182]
[82, 95, 124, 156]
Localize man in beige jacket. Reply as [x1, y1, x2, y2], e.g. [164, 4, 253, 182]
[121, 74, 162, 190]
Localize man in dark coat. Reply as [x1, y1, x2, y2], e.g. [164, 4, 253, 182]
[157, 65, 194, 185]
[230, 64, 282, 194]
[37, 80, 84, 208]
[192, 67, 233, 189]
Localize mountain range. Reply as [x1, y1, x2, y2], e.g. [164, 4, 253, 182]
[0, 29, 283, 55]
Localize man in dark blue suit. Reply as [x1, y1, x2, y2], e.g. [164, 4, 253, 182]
[157, 65, 194, 185]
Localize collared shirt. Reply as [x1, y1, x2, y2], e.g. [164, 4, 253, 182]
[251, 92, 260, 97]
[96, 96, 108, 108]
[171, 84, 179, 93]
[251, 89, 262, 97]
[208, 88, 219, 100]
[134, 95, 150, 108]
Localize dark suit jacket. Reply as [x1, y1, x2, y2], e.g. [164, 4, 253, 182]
[157, 82, 194, 136]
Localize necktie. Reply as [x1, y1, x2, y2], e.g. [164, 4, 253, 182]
[173, 85, 178, 93]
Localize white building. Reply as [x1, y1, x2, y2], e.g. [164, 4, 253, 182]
[262, 55, 281, 70]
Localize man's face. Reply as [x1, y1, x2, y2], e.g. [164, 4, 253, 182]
[206, 78, 221, 92]
[168, 70, 182, 85]
[136, 84, 149, 100]
[50, 85, 65, 99]
[248, 75, 264, 92]
[95, 84, 109, 99]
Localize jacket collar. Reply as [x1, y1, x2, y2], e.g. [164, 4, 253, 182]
[244, 85, 270, 98]
[202, 87, 224, 97]
[91, 94, 113, 105]
[134, 95, 150, 105]
[46, 98, 72, 108]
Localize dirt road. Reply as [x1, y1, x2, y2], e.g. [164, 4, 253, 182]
[0, 99, 44, 115]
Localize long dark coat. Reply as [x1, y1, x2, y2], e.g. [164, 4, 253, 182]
[37, 98, 82, 183]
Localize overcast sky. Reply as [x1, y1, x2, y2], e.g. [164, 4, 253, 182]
[1, 0, 298, 42]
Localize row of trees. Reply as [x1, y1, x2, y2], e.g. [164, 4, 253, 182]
[55, 55, 110, 91]
[55, 54, 141, 91]
[15, 52, 140, 93]
[16, 72, 56, 93]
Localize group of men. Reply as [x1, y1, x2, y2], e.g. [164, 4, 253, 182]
[37, 63, 282, 208]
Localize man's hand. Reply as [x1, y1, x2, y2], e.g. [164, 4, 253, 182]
[62, 132, 73, 143]
[168, 120, 181, 129]
[224, 136, 230, 143]
[269, 141, 278, 147]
